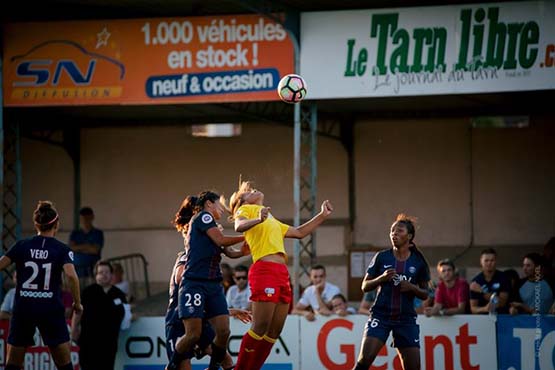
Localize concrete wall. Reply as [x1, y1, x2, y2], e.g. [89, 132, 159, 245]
[19, 117, 555, 298]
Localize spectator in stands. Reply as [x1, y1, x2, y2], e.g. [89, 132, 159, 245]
[414, 281, 435, 314]
[69, 207, 104, 282]
[293, 264, 341, 321]
[71, 260, 128, 370]
[510, 253, 555, 315]
[357, 291, 376, 314]
[226, 265, 251, 310]
[424, 259, 469, 317]
[331, 294, 357, 316]
[0, 272, 16, 320]
[503, 268, 521, 310]
[470, 248, 510, 314]
[221, 262, 235, 293]
[112, 262, 131, 300]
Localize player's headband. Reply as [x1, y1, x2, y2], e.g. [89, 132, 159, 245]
[35, 214, 59, 226]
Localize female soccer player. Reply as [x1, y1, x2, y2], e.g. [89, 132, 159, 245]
[0, 201, 82, 370]
[229, 180, 333, 370]
[352, 214, 430, 370]
[166, 192, 246, 370]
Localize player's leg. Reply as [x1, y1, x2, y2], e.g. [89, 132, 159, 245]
[205, 282, 231, 370]
[38, 307, 74, 370]
[393, 322, 421, 370]
[352, 317, 389, 369]
[48, 342, 74, 370]
[168, 318, 202, 369]
[5, 345, 26, 369]
[249, 302, 289, 370]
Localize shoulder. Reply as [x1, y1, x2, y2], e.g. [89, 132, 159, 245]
[194, 211, 215, 226]
[111, 285, 126, 298]
[457, 277, 469, 287]
[236, 204, 260, 218]
[326, 282, 340, 292]
[471, 272, 484, 282]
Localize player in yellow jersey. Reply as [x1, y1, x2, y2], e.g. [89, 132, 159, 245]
[228, 180, 333, 370]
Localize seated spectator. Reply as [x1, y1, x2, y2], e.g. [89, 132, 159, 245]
[414, 281, 435, 314]
[510, 253, 555, 315]
[470, 248, 510, 314]
[293, 264, 341, 321]
[425, 259, 469, 317]
[503, 268, 521, 310]
[226, 265, 251, 310]
[221, 263, 235, 293]
[358, 291, 376, 314]
[331, 294, 357, 316]
[112, 262, 131, 299]
[0, 272, 16, 320]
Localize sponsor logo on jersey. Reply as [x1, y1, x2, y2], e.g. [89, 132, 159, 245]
[20, 290, 54, 298]
[202, 214, 213, 224]
[392, 274, 412, 286]
[265, 287, 275, 297]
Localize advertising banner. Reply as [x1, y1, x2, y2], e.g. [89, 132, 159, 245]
[3, 15, 293, 106]
[300, 1, 555, 99]
[300, 315, 497, 370]
[115, 316, 299, 370]
[497, 314, 555, 370]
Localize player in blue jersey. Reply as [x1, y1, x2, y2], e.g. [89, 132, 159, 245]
[166, 192, 247, 370]
[353, 214, 430, 370]
[0, 201, 82, 370]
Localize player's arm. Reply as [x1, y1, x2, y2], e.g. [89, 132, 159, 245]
[470, 298, 489, 314]
[362, 269, 396, 293]
[222, 242, 250, 258]
[206, 227, 244, 247]
[234, 208, 269, 232]
[0, 255, 12, 271]
[285, 201, 333, 239]
[63, 263, 82, 313]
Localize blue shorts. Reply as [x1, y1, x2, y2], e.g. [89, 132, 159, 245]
[8, 306, 69, 347]
[364, 315, 420, 348]
[178, 280, 228, 320]
[165, 320, 215, 361]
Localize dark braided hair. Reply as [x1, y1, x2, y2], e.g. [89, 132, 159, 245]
[172, 196, 198, 233]
[33, 201, 59, 232]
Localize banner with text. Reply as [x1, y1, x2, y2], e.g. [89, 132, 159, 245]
[300, 1, 555, 98]
[497, 315, 555, 370]
[3, 15, 293, 106]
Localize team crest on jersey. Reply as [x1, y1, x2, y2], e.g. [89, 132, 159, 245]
[202, 214, 213, 224]
[69, 251, 74, 261]
[408, 266, 416, 274]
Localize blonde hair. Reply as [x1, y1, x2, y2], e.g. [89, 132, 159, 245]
[228, 180, 255, 220]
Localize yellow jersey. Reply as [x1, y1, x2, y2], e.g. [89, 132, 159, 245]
[235, 204, 289, 262]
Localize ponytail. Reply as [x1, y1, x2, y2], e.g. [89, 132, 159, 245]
[396, 213, 430, 280]
[172, 196, 198, 233]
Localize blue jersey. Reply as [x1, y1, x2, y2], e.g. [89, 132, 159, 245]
[183, 211, 222, 281]
[367, 249, 430, 322]
[6, 236, 73, 311]
[166, 251, 186, 327]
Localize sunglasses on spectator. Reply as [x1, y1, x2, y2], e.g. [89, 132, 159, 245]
[234, 276, 247, 280]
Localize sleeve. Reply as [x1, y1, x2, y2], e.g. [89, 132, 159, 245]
[366, 252, 380, 277]
[417, 260, 431, 285]
[459, 280, 470, 303]
[96, 230, 104, 248]
[226, 288, 233, 307]
[469, 275, 481, 300]
[235, 205, 252, 220]
[434, 284, 445, 305]
[298, 286, 311, 307]
[5, 241, 20, 263]
[197, 212, 218, 233]
[61, 246, 74, 265]
[329, 284, 341, 300]
[279, 221, 290, 237]
[1, 289, 15, 313]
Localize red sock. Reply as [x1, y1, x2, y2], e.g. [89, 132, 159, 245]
[234, 330, 263, 370]
[250, 335, 276, 370]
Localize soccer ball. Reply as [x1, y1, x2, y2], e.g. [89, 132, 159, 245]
[277, 74, 307, 104]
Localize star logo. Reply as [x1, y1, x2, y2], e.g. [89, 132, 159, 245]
[96, 27, 111, 49]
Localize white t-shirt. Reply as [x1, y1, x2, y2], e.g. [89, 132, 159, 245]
[226, 284, 251, 310]
[115, 281, 130, 296]
[298, 282, 341, 310]
[0, 288, 15, 313]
